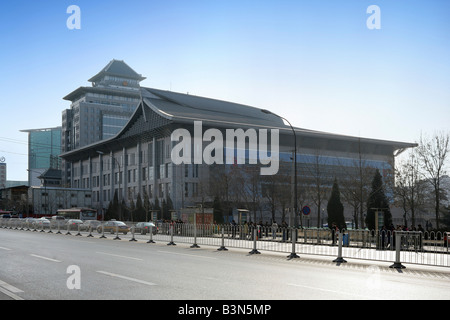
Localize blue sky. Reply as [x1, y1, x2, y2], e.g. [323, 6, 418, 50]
[0, 0, 449, 180]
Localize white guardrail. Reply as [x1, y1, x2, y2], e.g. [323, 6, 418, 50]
[1, 218, 449, 268]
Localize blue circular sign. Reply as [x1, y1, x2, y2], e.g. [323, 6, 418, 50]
[302, 206, 311, 215]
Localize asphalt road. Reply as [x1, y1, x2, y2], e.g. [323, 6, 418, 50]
[1, 228, 450, 301]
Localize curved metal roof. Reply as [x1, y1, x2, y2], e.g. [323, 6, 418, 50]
[142, 87, 286, 129]
[60, 87, 417, 160]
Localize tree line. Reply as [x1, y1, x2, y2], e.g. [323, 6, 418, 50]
[104, 190, 174, 222]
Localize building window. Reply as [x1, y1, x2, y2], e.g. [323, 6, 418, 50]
[142, 167, 147, 181]
[192, 183, 198, 197]
[193, 164, 199, 178]
[159, 183, 164, 198]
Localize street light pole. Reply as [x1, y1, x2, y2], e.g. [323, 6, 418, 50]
[261, 109, 298, 228]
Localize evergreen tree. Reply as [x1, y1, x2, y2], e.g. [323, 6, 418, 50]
[213, 196, 224, 224]
[327, 179, 346, 230]
[105, 191, 119, 220]
[121, 199, 129, 221]
[366, 169, 392, 230]
[134, 193, 146, 222]
[129, 198, 136, 221]
[161, 199, 168, 220]
[442, 206, 450, 229]
[153, 198, 161, 220]
[143, 191, 151, 220]
[162, 196, 174, 220]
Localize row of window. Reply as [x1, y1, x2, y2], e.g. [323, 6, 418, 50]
[90, 181, 201, 203]
[74, 163, 200, 189]
[103, 76, 140, 86]
[87, 91, 140, 101]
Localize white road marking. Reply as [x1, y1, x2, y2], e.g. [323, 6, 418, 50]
[96, 271, 156, 286]
[96, 252, 143, 261]
[0, 280, 23, 293]
[157, 250, 217, 260]
[287, 283, 374, 299]
[0, 279, 24, 300]
[29, 254, 61, 263]
[0, 246, 12, 251]
[0, 286, 24, 300]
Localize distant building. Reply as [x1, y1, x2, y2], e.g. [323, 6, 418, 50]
[61, 59, 145, 185]
[0, 185, 28, 214]
[37, 168, 62, 187]
[20, 127, 62, 187]
[0, 162, 6, 189]
[28, 186, 92, 216]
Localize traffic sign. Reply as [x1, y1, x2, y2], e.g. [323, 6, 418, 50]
[302, 206, 311, 215]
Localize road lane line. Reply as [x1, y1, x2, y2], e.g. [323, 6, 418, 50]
[29, 254, 61, 263]
[96, 271, 156, 286]
[287, 283, 374, 299]
[96, 252, 143, 261]
[157, 250, 217, 260]
[0, 286, 24, 300]
[0, 246, 12, 251]
[0, 280, 24, 293]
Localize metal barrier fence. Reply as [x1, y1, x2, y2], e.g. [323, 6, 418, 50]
[1, 218, 449, 268]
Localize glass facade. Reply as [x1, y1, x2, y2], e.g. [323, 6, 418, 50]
[28, 128, 61, 170]
[102, 114, 130, 139]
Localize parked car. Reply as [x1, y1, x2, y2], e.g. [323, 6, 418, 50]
[97, 220, 130, 235]
[134, 222, 158, 235]
[82, 220, 101, 231]
[51, 216, 66, 228]
[23, 217, 36, 225]
[66, 219, 84, 230]
[33, 218, 50, 229]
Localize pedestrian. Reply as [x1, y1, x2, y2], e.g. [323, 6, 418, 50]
[265, 221, 269, 238]
[231, 220, 237, 238]
[271, 219, 278, 240]
[380, 225, 387, 250]
[331, 222, 339, 245]
[417, 224, 424, 250]
[258, 220, 263, 239]
[281, 220, 287, 242]
[243, 221, 248, 240]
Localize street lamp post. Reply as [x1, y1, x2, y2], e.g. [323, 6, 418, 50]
[261, 109, 299, 259]
[261, 109, 298, 227]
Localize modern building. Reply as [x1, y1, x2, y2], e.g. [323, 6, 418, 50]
[60, 85, 417, 225]
[20, 127, 62, 187]
[61, 59, 145, 185]
[28, 186, 92, 216]
[0, 162, 6, 189]
[0, 185, 29, 214]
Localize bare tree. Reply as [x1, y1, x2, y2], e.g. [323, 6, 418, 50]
[209, 164, 240, 221]
[394, 148, 426, 227]
[417, 132, 449, 229]
[261, 162, 291, 223]
[303, 151, 330, 228]
[338, 139, 375, 229]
